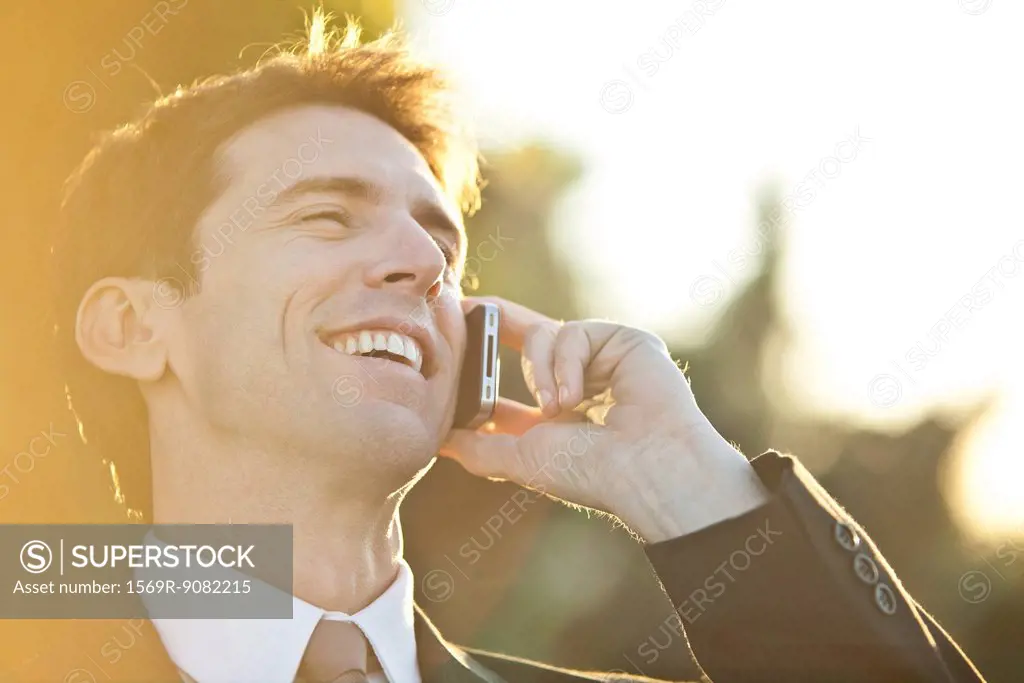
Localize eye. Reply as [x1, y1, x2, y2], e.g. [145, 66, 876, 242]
[434, 239, 457, 270]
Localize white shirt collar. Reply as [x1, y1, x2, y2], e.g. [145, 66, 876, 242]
[145, 557, 420, 683]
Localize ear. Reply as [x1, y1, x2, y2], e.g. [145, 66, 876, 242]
[75, 277, 173, 382]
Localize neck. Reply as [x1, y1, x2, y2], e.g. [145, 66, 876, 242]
[148, 420, 405, 614]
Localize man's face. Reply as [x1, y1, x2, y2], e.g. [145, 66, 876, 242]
[163, 104, 467, 482]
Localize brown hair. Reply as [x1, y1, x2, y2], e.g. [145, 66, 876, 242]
[52, 12, 482, 520]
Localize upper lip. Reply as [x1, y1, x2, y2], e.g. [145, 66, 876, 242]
[317, 317, 438, 377]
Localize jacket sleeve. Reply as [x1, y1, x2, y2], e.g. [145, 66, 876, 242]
[642, 450, 986, 683]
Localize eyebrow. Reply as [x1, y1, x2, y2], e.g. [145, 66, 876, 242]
[273, 176, 384, 206]
[272, 175, 464, 252]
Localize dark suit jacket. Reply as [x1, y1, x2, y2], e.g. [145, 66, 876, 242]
[11, 451, 986, 682]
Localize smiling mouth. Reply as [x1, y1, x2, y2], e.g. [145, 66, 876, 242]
[320, 329, 424, 375]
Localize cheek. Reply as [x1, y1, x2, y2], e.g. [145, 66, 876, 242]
[169, 282, 277, 378]
[437, 292, 467, 362]
[200, 245, 303, 333]
[168, 299, 238, 380]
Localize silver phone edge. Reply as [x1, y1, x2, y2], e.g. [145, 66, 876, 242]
[463, 303, 500, 429]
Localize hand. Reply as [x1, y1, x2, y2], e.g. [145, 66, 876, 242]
[440, 296, 770, 543]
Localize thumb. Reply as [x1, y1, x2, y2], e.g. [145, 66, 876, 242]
[440, 429, 526, 483]
[441, 421, 607, 507]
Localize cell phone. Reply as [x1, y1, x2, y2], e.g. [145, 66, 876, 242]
[453, 303, 500, 429]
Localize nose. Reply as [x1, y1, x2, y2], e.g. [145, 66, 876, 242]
[363, 216, 448, 299]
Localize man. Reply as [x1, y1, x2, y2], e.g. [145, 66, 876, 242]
[47, 12, 986, 683]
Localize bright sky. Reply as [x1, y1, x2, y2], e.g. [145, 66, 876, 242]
[405, 0, 1024, 538]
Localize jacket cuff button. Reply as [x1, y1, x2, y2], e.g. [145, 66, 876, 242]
[854, 552, 880, 585]
[875, 583, 898, 615]
[834, 521, 860, 552]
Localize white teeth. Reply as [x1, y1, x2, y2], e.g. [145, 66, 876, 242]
[358, 331, 373, 353]
[326, 329, 425, 373]
[387, 333, 405, 355]
[395, 336, 423, 373]
[401, 340, 418, 368]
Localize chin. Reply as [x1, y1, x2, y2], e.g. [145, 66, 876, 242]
[330, 400, 443, 482]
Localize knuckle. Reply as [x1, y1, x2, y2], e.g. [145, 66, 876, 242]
[556, 321, 590, 352]
[616, 326, 666, 352]
[561, 321, 593, 342]
[535, 320, 562, 337]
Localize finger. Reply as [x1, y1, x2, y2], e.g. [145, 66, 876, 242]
[462, 295, 558, 352]
[558, 320, 680, 408]
[553, 323, 589, 410]
[485, 397, 585, 435]
[521, 322, 560, 416]
[439, 429, 525, 483]
[487, 397, 544, 436]
[462, 296, 562, 413]
[440, 421, 606, 500]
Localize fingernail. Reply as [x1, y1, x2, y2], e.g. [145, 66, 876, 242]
[537, 390, 552, 409]
[558, 385, 570, 405]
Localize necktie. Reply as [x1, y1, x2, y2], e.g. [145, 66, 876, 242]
[298, 619, 372, 683]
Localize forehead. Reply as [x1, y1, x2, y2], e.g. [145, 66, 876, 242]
[215, 104, 456, 214]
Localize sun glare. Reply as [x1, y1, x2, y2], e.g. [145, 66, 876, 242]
[947, 394, 1024, 541]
